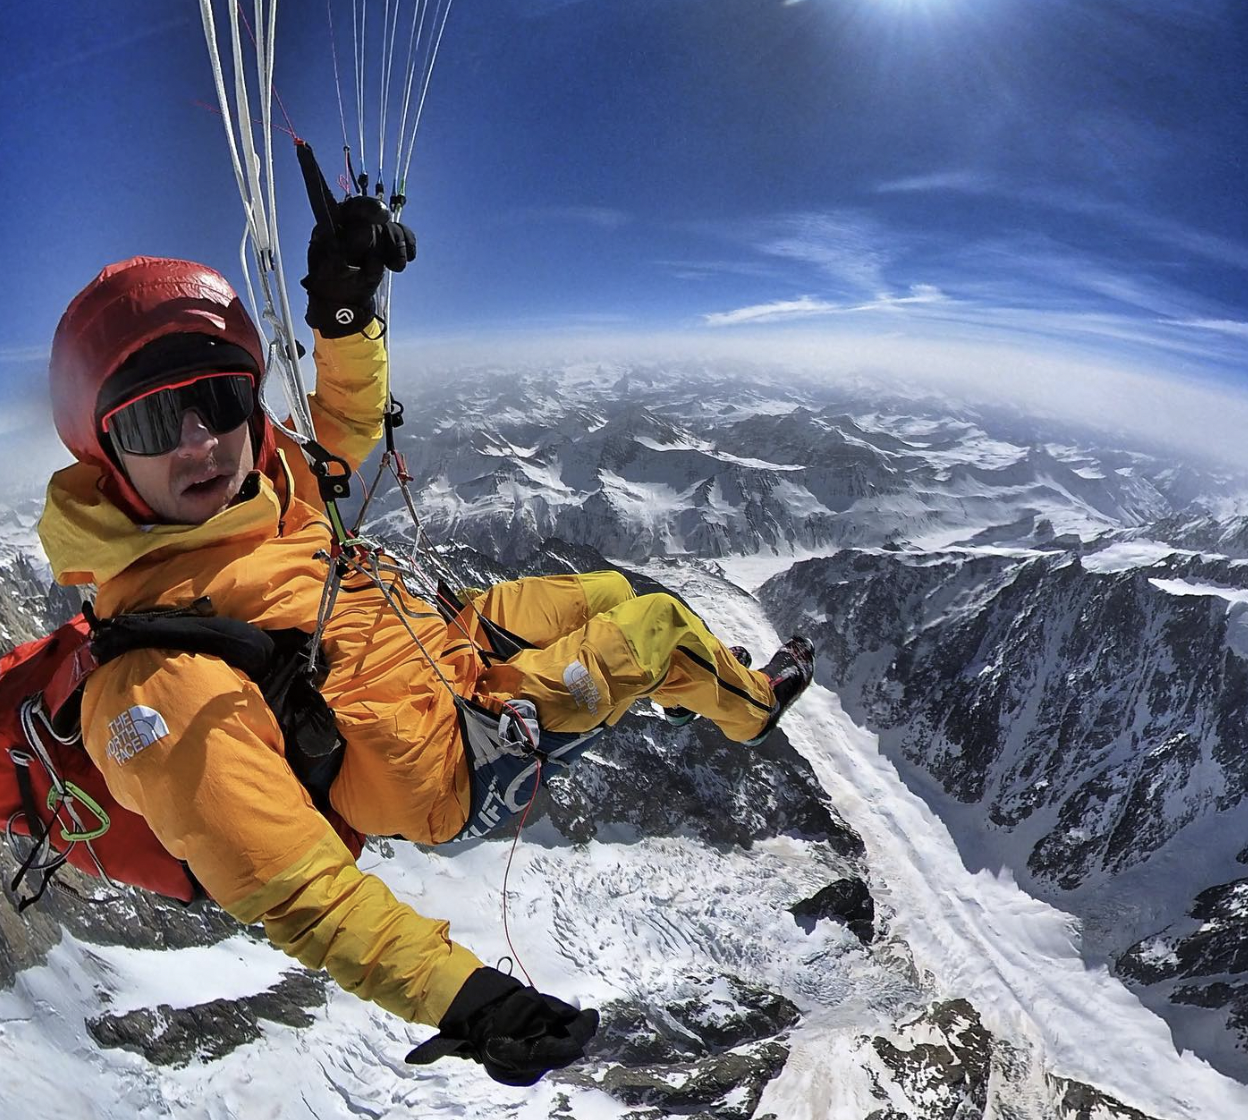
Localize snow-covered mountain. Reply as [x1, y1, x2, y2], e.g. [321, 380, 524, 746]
[4, 359, 1248, 1118]
[368, 363, 1203, 563]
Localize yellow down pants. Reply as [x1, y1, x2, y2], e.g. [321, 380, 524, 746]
[461, 571, 774, 742]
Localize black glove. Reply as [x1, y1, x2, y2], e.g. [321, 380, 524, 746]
[301, 194, 416, 338]
[406, 967, 599, 1087]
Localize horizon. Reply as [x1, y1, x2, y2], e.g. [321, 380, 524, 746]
[1, 0, 1245, 482]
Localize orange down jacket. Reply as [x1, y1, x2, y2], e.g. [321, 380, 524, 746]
[38, 324, 485, 1028]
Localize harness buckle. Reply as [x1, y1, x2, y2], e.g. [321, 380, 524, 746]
[498, 700, 543, 759]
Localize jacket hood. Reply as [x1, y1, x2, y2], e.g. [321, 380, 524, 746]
[39, 460, 288, 589]
[49, 257, 278, 522]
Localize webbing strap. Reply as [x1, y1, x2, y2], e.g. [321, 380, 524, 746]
[9, 753, 66, 912]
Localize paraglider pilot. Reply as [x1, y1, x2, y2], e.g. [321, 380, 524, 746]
[37, 198, 815, 1086]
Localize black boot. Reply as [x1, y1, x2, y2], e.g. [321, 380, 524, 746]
[663, 645, 752, 727]
[743, 635, 815, 746]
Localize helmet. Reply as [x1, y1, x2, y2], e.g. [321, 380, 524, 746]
[49, 257, 277, 522]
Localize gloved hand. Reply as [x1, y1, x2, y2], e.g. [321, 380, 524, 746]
[406, 967, 599, 1086]
[301, 194, 416, 338]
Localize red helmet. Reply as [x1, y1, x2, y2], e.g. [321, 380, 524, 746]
[49, 257, 278, 522]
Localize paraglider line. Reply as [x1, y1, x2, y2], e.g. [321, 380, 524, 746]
[500, 700, 542, 989]
[326, 0, 350, 148]
[232, 0, 300, 142]
[192, 98, 298, 141]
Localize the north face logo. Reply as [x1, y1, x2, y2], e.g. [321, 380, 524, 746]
[106, 705, 171, 765]
[562, 660, 601, 715]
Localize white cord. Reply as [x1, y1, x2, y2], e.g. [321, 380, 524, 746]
[391, 0, 428, 184]
[257, 0, 315, 440]
[355, 0, 368, 174]
[199, 0, 316, 447]
[198, 0, 264, 248]
[378, 0, 403, 189]
[400, 0, 455, 184]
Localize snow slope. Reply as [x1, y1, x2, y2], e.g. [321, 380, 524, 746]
[669, 558, 1248, 1120]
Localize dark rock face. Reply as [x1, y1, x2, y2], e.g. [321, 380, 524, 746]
[761, 549, 1248, 892]
[869, 1000, 994, 1120]
[1171, 981, 1248, 1048]
[789, 876, 875, 942]
[538, 713, 862, 853]
[1119, 878, 1248, 1052]
[585, 1043, 789, 1120]
[762, 545, 1248, 1075]
[86, 970, 327, 1066]
[1052, 1078, 1161, 1120]
[1135, 512, 1248, 561]
[1119, 879, 1248, 985]
[665, 976, 801, 1054]
[570, 973, 797, 1119]
[864, 1000, 1169, 1120]
[590, 975, 800, 1066]
[0, 551, 83, 654]
[1, 848, 241, 988]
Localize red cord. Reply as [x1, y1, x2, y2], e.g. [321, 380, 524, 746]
[499, 702, 542, 987]
[232, 2, 301, 142]
[192, 99, 298, 141]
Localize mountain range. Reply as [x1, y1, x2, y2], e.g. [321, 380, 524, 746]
[3, 358, 1248, 1118]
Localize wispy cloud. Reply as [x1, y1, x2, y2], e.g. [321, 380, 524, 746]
[875, 170, 996, 195]
[752, 212, 894, 296]
[0, 344, 50, 365]
[657, 258, 792, 283]
[676, 190, 1246, 381]
[519, 206, 632, 230]
[870, 169, 1248, 274]
[704, 284, 946, 327]
[1171, 318, 1248, 339]
[704, 296, 840, 327]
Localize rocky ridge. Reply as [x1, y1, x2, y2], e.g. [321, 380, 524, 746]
[761, 543, 1248, 1074]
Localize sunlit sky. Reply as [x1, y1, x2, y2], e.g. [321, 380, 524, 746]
[0, 0, 1245, 411]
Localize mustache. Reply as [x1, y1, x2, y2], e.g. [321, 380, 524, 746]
[172, 455, 227, 490]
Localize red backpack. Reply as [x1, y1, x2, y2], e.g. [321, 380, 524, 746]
[1, 602, 363, 911]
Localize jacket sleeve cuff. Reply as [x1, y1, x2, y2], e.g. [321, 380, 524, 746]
[423, 943, 490, 1024]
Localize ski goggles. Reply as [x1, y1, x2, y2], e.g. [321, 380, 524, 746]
[100, 372, 257, 457]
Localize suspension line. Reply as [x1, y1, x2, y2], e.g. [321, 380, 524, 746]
[391, 0, 426, 190]
[327, 1, 350, 152]
[354, 0, 368, 183]
[399, 0, 455, 188]
[198, 1, 318, 446]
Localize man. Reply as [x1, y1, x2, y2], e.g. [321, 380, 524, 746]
[37, 201, 815, 1086]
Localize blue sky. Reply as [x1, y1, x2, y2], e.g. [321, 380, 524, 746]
[0, 0, 1245, 402]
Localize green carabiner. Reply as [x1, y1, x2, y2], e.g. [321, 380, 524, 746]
[47, 781, 111, 843]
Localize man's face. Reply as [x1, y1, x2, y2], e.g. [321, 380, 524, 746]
[120, 410, 255, 524]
